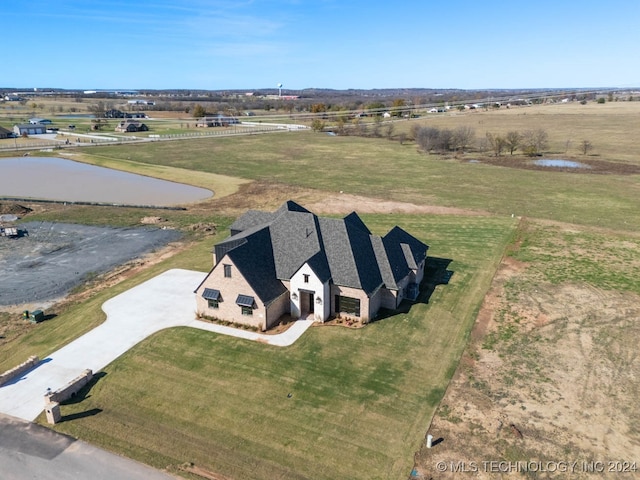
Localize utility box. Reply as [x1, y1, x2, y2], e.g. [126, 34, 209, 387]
[30, 310, 45, 323]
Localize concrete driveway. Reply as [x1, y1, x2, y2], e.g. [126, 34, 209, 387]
[0, 269, 312, 421]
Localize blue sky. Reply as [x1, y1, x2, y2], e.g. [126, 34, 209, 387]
[4, 0, 639, 90]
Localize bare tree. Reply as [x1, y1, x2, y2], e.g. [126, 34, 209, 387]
[415, 126, 440, 153]
[522, 129, 548, 156]
[384, 123, 395, 140]
[486, 132, 506, 157]
[504, 130, 521, 155]
[580, 140, 593, 155]
[87, 101, 106, 118]
[435, 128, 454, 153]
[452, 126, 475, 153]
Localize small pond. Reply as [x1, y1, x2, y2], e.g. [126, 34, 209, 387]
[0, 157, 213, 206]
[533, 159, 591, 169]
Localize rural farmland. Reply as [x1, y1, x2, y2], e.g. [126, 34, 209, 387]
[1, 98, 639, 479]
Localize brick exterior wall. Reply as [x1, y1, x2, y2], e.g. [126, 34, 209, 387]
[195, 257, 269, 331]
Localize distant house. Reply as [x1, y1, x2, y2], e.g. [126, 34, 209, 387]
[194, 201, 428, 331]
[14, 124, 47, 135]
[105, 109, 126, 118]
[127, 99, 154, 106]
[106, 109, 147, 119]
[115, 120, 148, 132]
[195, 115, 239, 127]
[0, 125, 12, 139]
[29, 118, 52, 125]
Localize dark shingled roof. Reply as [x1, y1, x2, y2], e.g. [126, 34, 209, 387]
[229, 210, 276, 235]
[380, 226, 429, 285]
[214, 201, 428, 300]
[225, 226, 288, 305]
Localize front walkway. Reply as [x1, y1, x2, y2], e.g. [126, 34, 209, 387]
[0, 269, 313, 421]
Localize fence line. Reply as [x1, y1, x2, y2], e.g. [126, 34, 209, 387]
[0, 124, 301, 151]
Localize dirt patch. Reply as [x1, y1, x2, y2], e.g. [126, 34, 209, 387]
[140, 216, 167, 224]
[413, 254, 640, 478]
[473, 155, 640, 175]
[306, 193, 491, 216]
[0, 202, 32, 216]
[209, 180, 490, 217]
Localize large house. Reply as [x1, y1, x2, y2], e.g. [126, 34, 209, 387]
[114, 120, 148, 132]
[195, 115, 239, 127]
[194, 201, 428, 331]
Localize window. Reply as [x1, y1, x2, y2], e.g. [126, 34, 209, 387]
[303, 274, 310, 283]
[202, 288, 220, 308]
[241, 306, 253, 316]
[335, 295, 361, 317]
[224, 264, 232, 278]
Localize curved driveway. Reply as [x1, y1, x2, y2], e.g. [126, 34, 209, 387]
[0, 269, 312, 421]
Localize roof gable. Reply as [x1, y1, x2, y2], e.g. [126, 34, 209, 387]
[226, 227, 287, 304]
[270, 211, 322, 279]
[317, 217, 383, 294]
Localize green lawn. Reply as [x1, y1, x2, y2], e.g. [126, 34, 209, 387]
[43, 215, 517, 480]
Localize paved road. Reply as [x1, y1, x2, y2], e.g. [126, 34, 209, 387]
[0, 413, 178, 480]
[0, 269, 312, 421]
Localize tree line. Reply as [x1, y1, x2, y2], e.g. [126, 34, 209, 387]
[410, 126, 593, 157]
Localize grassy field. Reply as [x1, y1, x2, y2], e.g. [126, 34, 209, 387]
[75, 104, 640, 232]
[42, 215, 517, 480]
[392, 101, 640, 163]
[1, 101, 637, 479]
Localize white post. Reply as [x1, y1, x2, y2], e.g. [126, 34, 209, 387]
[426, 434, 433, 448]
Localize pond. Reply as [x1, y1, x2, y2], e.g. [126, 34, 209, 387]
[0, 157, 213, 206]
[533, 159, 591, 169]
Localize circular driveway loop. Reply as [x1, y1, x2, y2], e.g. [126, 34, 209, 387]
[0, 269, 312, 421]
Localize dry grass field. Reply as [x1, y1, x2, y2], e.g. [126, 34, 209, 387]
[414, 219, 640, 479]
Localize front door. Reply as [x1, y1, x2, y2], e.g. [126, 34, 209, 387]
[300, 291, 314, 317]
[308, 292, 314, 314]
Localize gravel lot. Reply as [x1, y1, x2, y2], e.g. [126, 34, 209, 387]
[0, 221, 181, 307]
